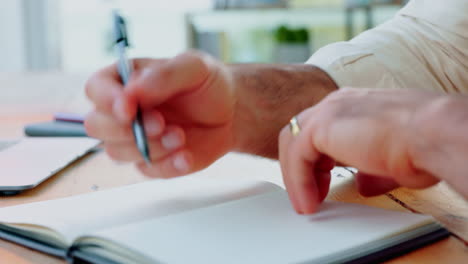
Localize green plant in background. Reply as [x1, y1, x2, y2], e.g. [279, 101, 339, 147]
[273, 25, 309, 44]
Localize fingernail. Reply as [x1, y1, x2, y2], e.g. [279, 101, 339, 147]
[293, 203, 304, 215]
[113, 97, 129, 122]
[162, 131, 182, 150]
[141, 68, 152, 79]
[173, 153, 190, 173]
[144, 113, 162, 136]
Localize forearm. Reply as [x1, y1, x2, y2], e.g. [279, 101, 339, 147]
[410, 95, 468, 198]
[230, 64, 338, 159]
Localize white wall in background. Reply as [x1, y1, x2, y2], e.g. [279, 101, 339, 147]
[0, 0, 61, 71]
[0, 0, 27, 71]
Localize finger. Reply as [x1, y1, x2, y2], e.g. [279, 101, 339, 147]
[85, 58, 163, 119]
[316, 155, 334, 202]
[279, 115, 324, 214]
[113, 58, 170, 123]
[128, 51, 214, 107]
[85, 63, 124, 114]
[287, 134, 322, 214]
[137, 149, 194, 178]
[84, 111, 131, 141]
[112, 94, 137, 124]
[355, 172, 400, 197]
[279, 126, 303, 214]
[316, 170, 332, 202]
[104, 125, 186, 162]
[391, 169, 440, 189]
[85, 109, 165, 141]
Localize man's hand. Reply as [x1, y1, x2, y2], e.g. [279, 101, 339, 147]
[85, 52, 236, 178]
[279, 88, 446, 214]
[85, 51, 338, 179]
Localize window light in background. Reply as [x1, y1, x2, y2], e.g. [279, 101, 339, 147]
[0, 0, 404, 72]
[60, 0, 212, 72]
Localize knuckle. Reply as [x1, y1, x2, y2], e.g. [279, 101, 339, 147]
[179, 51, 210, 73]
[186, 51, 206, 65]
[311, 122, 329, 151]
[180, 50, 205, 61]
[153, 64, 173, 82]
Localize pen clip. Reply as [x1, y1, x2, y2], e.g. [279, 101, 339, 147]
[113, 11, 130, 47]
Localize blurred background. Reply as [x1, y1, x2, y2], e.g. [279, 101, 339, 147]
[0, 0, 407, 73]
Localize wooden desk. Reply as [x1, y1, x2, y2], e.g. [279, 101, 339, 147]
[0, 73, 467, 263]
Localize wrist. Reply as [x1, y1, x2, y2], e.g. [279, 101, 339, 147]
[229, 64, 338, 159]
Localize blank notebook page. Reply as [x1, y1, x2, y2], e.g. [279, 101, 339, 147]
[90, 189, 433, 264]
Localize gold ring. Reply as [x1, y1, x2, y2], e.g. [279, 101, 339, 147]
[289, 116, 301, 136]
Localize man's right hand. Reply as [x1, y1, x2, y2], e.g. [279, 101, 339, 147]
[85, 52, 236, 178]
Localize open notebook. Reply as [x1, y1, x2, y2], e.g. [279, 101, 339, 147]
[0, 156, 448, 264]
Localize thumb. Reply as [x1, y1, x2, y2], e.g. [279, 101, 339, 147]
[355, 172, 400, 197]
[127, 52, 214, 108]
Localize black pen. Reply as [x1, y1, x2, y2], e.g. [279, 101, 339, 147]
[113, 11, 151, 164]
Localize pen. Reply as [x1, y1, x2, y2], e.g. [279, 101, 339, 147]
[113, 11, 151, 164]
[54, 112, 85, 124]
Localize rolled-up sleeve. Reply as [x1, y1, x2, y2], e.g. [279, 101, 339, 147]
[306, 41, 401, 89]
[306, 6, 468, 94]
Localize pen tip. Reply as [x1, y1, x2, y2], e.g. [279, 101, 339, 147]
[144, 156, 152, 166]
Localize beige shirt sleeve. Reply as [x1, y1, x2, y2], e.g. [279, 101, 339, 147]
[306, 0, 468, 93]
